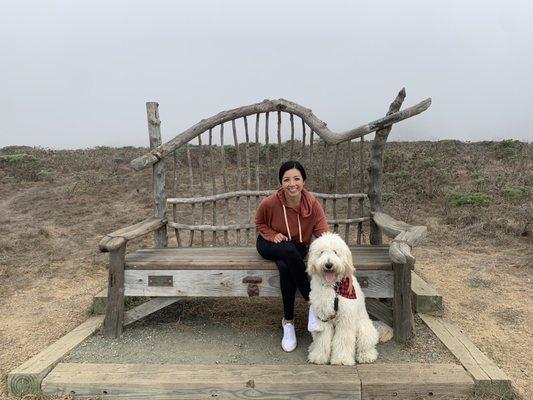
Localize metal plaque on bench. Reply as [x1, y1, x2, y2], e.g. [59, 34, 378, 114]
[148, 275, 173, 287]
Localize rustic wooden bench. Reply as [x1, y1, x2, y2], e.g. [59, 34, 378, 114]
[99, 89, 431, 342]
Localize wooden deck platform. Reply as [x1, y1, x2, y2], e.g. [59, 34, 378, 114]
[9, 277, 512, 399]
[41, 362, 473, 400]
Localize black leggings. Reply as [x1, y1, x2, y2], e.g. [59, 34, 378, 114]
[256, 235, 310, 320]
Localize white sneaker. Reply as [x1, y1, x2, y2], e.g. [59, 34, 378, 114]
[308, 305, 323, 332]
[281, 319, 297, 352]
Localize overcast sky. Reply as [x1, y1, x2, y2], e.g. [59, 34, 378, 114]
[1, 0, 532, 149]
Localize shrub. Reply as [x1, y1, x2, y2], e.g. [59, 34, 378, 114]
[0, 153, 43, 181]
[37, 169, 56, 182]
[447, 192, 490, 207]
[468, 277, 494, 288]
[495, 139, 521, 159]
[502, 187, 533, 199]
[422, 157, 437, 168]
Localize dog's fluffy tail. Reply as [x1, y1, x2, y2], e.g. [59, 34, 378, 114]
[372, 320, 393, 343]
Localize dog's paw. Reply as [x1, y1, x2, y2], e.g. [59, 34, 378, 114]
[356, 348, 378, 364]
[331, 356, 355, 365]
[308, 351, 329, 365]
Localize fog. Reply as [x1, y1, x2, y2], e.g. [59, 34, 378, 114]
[1, 0, 532, 149]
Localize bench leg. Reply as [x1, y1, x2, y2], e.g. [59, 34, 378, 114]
[103, 245, 126, 338]
[393, 262, 414, 342]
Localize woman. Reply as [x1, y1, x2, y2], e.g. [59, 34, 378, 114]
[255, 161, 329, 352]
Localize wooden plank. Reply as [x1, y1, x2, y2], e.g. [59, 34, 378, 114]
[365, 298, 393, 327]
[124, 269, 393, 298]
[357, 363, 473, 399]
[124, 246, 393, 271]
[124, 297, 181, 326]
[392, 262, 414, 343]
[43, 363, 361, 399]
[411, 272, 443, 314]
[420, 314, 512, 399]
[103, 245, 126, 338]
[7, 316, 104, 397]
[91, 288, 108, 314]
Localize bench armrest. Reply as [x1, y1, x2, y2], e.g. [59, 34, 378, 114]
[372, 212, 427, 265]
[99, 217, 167, 252]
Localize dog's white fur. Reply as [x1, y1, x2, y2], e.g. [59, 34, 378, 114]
[307, 232, 390, 365]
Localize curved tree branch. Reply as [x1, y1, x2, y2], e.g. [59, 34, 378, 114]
[130, 96, 431, 171]
[372, 212, 427, 265]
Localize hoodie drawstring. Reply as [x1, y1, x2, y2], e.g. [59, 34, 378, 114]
[282, 204, 302, 243]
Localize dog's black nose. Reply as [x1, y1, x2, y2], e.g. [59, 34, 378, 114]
[325, 262, 333, 270]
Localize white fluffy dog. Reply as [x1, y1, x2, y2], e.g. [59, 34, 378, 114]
[307, 232, 389, 365]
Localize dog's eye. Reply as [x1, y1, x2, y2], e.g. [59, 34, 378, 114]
[334, 250, 339, 256]
[320, 251, 324, 256]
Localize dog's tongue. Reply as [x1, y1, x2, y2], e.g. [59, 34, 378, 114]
[325, 271, 335, 283]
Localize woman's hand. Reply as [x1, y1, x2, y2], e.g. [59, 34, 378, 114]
[273, 233, 288, 243]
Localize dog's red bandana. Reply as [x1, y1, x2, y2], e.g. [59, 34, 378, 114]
[335, 277, 356, 299]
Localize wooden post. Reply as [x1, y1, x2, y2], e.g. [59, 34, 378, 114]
[368, 89, 406, 245]
[147, 102, 168, 248]
[103, 244, 126, 338]
[392, 261, 414, 342]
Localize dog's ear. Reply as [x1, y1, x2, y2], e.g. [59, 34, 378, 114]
[342, 245, 355, 276]
[306, 247, 319, 276]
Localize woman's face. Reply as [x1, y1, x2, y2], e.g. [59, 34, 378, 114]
[281, 168, 305, 200]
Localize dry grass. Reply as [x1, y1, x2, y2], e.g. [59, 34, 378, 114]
[0, 141, 531, 399]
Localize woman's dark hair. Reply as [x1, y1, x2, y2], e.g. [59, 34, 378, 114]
[278, 161, 307, 183]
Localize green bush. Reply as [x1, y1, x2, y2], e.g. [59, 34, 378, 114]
[502, 187, 533, 199]
[37, 169, 56, 182]
[447, 192, 490, 207]
[0, 153, 43, 181]
[495, 139, 521, 159]
[422, 157, 438, 168]
[468, 277, 493, 288]
[0, 153, 41, 163]
[434, 170, 447, 184]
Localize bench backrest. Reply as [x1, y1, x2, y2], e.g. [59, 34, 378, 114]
[130, 92, 431, 247]
[167, 191, 369, 247]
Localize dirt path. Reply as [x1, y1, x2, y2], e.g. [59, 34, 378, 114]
[416, 244, 532, 399]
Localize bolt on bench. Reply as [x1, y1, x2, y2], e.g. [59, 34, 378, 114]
[99, 89, 431, 342]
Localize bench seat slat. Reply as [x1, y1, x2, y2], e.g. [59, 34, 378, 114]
[125, 246, 393, 271]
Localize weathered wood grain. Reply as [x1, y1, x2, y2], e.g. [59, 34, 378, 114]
[130, 97, 431, 171]
[99, 217, 167, 252]
[365, 298, 393, 327]
[103, 245, 126, 338]
[357, 363, 473, 399]
[123, 269, 393, 298]
[368, 89, 406, 245]
[420, 314, 512, 399]
[7, 316, 104, 397]
[393, 262, 414, 342]
[372, 211, 427, 265]
[123, 297, 181, 326]
[91, 288, 108, 314]
[411, 272, 443, 313]
[42, 363, 361, 399]
[124, 246, 393, 271]
[146, 102, 167, 248]
[167, 190, 367, 204]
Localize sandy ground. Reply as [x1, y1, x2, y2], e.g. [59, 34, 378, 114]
[63, 303, 455, 365]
